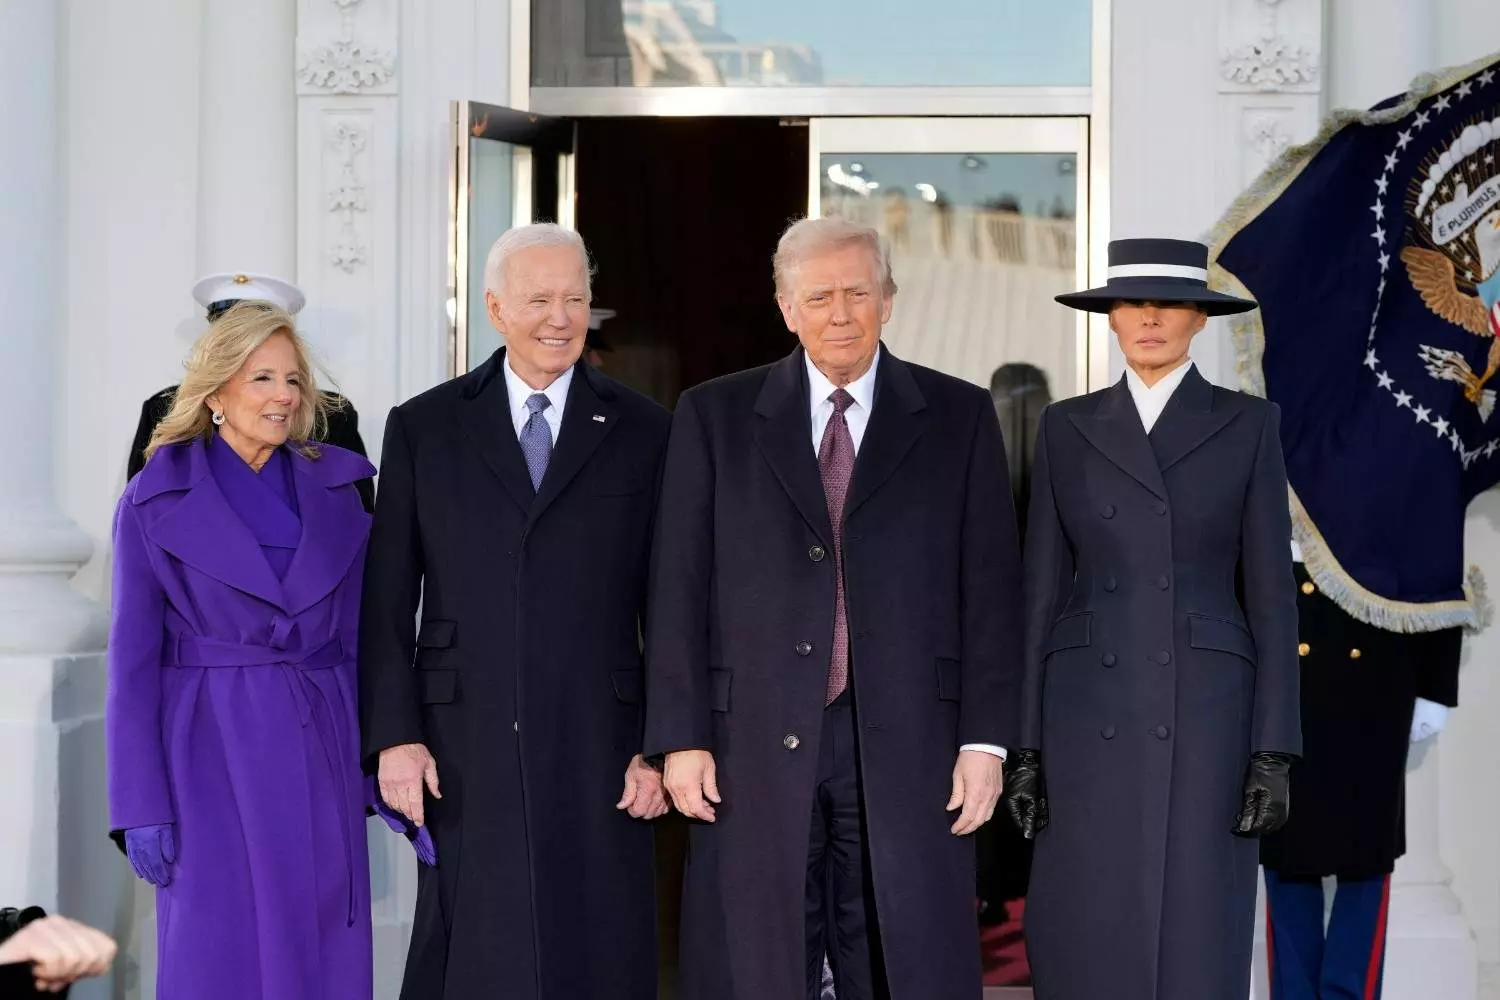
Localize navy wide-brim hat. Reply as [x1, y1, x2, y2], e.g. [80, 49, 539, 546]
[1055, 238, 1258, 316]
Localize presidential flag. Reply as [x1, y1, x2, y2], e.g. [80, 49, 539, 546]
[1212, 52, 1500, 633]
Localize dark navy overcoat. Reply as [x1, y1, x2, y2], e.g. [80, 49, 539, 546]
[1019, 366, 1301, 1000]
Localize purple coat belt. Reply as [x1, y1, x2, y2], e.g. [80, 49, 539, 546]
[164, 628, 359, 926]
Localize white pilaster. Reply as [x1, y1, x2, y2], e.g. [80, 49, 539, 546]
[1212, 0, 1324, 391]
[198, 0, 298, 278]
[1, 3, 114, 998]
[296, 0, 400, 468]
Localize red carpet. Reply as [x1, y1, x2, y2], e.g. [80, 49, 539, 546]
[979, 898, 1032, 987]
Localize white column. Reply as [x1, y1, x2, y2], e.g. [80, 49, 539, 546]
[0, 3, 112, 997]
[1327, 0, 1436, 111]
[197, 0, 298, 278]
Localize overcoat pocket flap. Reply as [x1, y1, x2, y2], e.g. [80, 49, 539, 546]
[709, 669, 732, 712]
[1043, 613, 1092, 657]
[419, 669, 457, 704]
[612, 669, 644, 704]
[935, 658, 962, 701]
[417, 619, 456, 648]
[1187, 614, 1257, 661]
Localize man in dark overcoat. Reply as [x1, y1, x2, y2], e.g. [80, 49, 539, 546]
[646, 216, 1023, 1000]
[360, 224, 670, 1000]
[1003, 239, 1302, 1000]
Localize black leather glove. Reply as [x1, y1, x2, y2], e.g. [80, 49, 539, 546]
[1233, 751, 1295, 836]
[1002, 748, 1049, 839]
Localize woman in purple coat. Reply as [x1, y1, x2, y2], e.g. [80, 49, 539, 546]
[106, 302, 380, 999]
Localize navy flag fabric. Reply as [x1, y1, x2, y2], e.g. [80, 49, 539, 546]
[1212, 52, 1500, 633]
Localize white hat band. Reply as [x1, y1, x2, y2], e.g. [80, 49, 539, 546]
[1107, 263, 1209, 281]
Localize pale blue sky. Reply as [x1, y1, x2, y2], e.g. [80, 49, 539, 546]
[709, 0, 1092, 86]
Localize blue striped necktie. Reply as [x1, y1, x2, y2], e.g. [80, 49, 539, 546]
[520, 393, 552, 491]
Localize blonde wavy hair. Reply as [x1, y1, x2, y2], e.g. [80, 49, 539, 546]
[145, 301, 334, 462]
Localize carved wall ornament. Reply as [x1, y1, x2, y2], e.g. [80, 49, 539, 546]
[297, 0, 395, 94]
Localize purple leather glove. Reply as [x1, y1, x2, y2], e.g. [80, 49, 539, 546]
[366, 776, 437, 866]
[124, 824, 176, 887]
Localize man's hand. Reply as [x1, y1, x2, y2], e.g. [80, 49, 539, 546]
[0, 915, 117, 993]
[617, 754, 670, 820]
[378, 743, 441, 827]
[947, 749, 1004, 836]
[664, 750, 720, 822]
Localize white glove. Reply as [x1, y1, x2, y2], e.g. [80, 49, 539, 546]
[1410, 698, 1450, 743]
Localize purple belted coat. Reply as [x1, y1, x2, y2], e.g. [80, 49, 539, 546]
[106, 435, 376, 1000]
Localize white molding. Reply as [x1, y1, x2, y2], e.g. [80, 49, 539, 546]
[297, 0, 398, 95]
[327, 118, 371, 272]
[1218, 0, 1322, 93]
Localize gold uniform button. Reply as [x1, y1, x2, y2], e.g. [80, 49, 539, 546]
[1349, 648, 1362, 659]
[1301, 581, 1315, 595]
[1298, 642, 1311, 656]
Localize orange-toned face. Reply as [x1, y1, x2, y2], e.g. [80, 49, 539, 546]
[777, 242, 893, 386]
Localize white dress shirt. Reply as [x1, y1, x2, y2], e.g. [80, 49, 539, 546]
[804, 349, 1007, 763]
[503, 354, 573, 445]
[1124, 359, 1195, 434]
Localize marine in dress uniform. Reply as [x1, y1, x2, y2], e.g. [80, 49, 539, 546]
[1004, 239, 1301, 1000]
[125, 273, 373, 511]
[1259, 553, 1461, 1000]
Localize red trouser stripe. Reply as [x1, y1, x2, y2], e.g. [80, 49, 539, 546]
[1364, 876, 1392, 1000]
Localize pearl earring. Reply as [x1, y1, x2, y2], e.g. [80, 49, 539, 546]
[212, 411, 225, 426]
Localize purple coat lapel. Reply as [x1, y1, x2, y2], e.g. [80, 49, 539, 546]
[135, 437, 374, 613]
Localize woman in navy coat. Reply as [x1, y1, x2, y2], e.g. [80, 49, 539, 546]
[1003, 239, 1301, 1000]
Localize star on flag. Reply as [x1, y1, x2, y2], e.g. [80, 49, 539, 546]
[1456, 81, 1474, 100]
[1435, 94, 1453, 112]
[1365, 349, 1380, 369]
[1377, 372, 1395, 389]
[1433, 416, 1451, 437]
[1479, 69, 1496, 87]
[1371, 200, 1386, 220]
[1414, 405, 1432, 423]
[1394, 390, 1413, 408]
[1373, 225, 1387, 246]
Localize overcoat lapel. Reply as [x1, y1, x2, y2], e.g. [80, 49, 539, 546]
[528, 364, 619, 527]
[754, 349, 834, 548]
[142, 440, 288, 609]
[280, 450, 374, 615]
[1068, 379, 1169, 500]
[1148, 365, 1240, 472]
[457, 349, 537, 515]
[845, 350, 928, 519]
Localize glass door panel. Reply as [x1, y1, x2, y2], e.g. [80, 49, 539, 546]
[450, 101, 577, 375]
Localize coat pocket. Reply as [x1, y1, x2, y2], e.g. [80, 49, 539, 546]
[419, 669, 458, 704]
[612, 669, 644, 704]
[415, 619, 456, 670]
[935, 657, 962, 702]
[1187, 613, 1257, 663]
[709, 668, 732, 713]
[1043, 612, 1093, 658]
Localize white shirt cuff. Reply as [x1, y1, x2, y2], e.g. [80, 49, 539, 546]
[960, 743, 1007, 761]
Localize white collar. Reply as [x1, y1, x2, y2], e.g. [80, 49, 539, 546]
[1125, 359, 1194, 398]
[503, 351, 574, 412]
[805, 346, 880, 412]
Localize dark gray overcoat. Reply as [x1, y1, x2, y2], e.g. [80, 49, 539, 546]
[1019, 367, 1300, 1000]
[644, 346, 1024, 1000]
[359, 350, 670, 1000]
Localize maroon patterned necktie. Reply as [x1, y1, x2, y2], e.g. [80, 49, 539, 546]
[818, 388, 856, 705]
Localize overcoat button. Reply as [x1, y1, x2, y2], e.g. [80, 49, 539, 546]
[809, 545, 826, 562]
[1154, 650, 1171, 664]
[1301, 581, 1316, 595]
[1298, 642, 1311, 656]
[1154, 501, 1168, 516]
[1156, 576, 1170, 590]
[1349, 648, 1362, 659]
[1101, 653, 1117, 667]
[1100, 726, 1116, 740]
[784, 734, 801, 751]
[1154, 726, 1170, 739]
[1103, 577, 1118, 592]
[795, 641, 813, 657]
[1101, 504, 1116, 519]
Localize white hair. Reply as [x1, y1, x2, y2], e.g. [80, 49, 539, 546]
[773, 216, 897, 298]
[482, 223, 593, 300]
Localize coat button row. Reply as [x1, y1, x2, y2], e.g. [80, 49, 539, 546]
[1153, 650, 1171, 664]
[796, 641, 814, 656]
[1101, 653, 1117, 667]
[1101, 576, 1171, 592]
[1155, 576, 1170, 590]
[809, 545, 826, 562]
[1154, 501, 1167, 516]
[784, 734, 801, 750]
[1296, 643, 1362, 659]
[1301, 581, 1316, 595]
[1100, 726, 1171, 740]
[1101, 502, 1168, 518]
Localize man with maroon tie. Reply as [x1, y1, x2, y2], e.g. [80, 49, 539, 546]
[646, 216, 1025, 1000]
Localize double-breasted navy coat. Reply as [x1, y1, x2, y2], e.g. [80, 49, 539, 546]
[645, 345, 1024, 1000]
[359, 350, 670, 1000]
[1019, 366, 1300, 1000]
